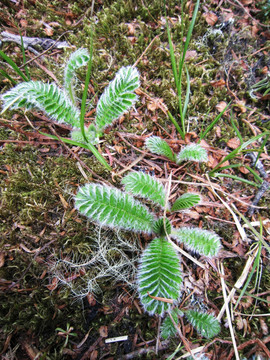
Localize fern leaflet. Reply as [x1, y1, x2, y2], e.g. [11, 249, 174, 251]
[75, 183, 154, 233]
[145, 136, 176, 161]
[138, 237, 182, 316]
[64, 48, 90, 100]
[160, 308, 183, 339]
[1, 81, 80, 127]
[176, 143, 208, 163]
[122, 171, 165, 207]
[171, 193, 200, 212]
[95, 66, 140, 131]
[172, 227, 221, 257]
[186, 310, 221, 338]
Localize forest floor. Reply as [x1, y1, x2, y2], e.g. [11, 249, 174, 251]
[0, 0, 270, 359]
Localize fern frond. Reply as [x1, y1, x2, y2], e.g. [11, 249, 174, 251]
[64, 48, 90, 94]
[160, 308, 183, 339]
[138, 237, 182, 316]
[186, 310, 221, 338]
[176, 143, 208, 163]
[145, 136, 176, 162]
[171, 227, 221, 257]
[75, 183, 154, 233]
[171, 193, 201, 212]
[122, 171, 165, 207]
[94, 66, 140, 131]
[152, 218, 171, 236]
[1, 81, 80, 127]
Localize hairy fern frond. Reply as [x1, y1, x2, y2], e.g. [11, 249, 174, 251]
[152, 218, 171, 236]
[160, 308, 183, 339]
[122, 171, 165, 207]
[64, 48, 90, 93]
[75, 183, 155, 233]
[176, 143, 208, 163]
[145, 136, 176, 162]
[95, 66, 140, 131]
[186, 310, 221, 338]
[1, 81, 80, 127]
[172, 227, 221, 257]
[138, 237, 182, 316]
[171, 193, 201, 212]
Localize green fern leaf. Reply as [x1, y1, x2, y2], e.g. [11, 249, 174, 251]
[122, 171, 165, 207]
[95, 66, 140, 131]
[171, 193, 201, 212]
[64, 48, 90, 94]
[145, 136, 176, 161]
[1, 81, 80, 127]
[152, 218, 171, 236]
[138, 237, 182, 316]
[171, 227, 221, 257]
[160, 308, 183, 339]
[186, 310, 220, 338]
[75, 183, 154, 233]
[176, 143, 208, 163]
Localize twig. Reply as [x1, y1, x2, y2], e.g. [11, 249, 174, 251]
[218, 261, 240, 360]
[133, 35, 160, 68]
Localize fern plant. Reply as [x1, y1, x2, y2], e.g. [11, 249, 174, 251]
[75, 170, 221, 337]
[145, 136, 208, 164]
[1, 48, 140, 170]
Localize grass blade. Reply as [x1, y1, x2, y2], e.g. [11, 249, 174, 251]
[80, 31, 94, 142]
[0, 49, 28, 82]
[209, 131, 270, 174]
[0, 68, 17, 85]
[20, 31, 31, 81]
[39, 131, 112, 170]
[200, 102, 231, 140]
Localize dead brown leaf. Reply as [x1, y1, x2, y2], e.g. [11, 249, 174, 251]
[185, 50, 197, 60]
[203, 12, 218, 26]
[260, 318, 268, 335]
[99, 325, 108, 338]
[0, 252, 5, 267]
[47, 277, 59, 291]
[227, 137, 241, 149]
[216, 101, 227, 113]
[44, 27, 54, 36]
[210, 79, 226, 88]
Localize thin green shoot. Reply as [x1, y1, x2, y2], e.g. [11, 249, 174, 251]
[182, 64, 190, 123]
[165, 0, 200, 139]
[167, 110, 184, 138]
[233, 208, 270, 254]
[234, 223, 263, 310]
[39, 131, 112, 171]
[0, 68, 17, 85]
[199, 102, 231, 141]
[0, 49, 28, 82]
[254, 133, 269, 167]
[211, 173, 260, 187]
[210, 163, 262, 185]
[209, 131, 270, 175]
[19, 31, 31, 81]
[230, 111, 243, 144]
[80, 28, 94, 143]
[244, 165, 263, 183]
[178, 0, 200, 85]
